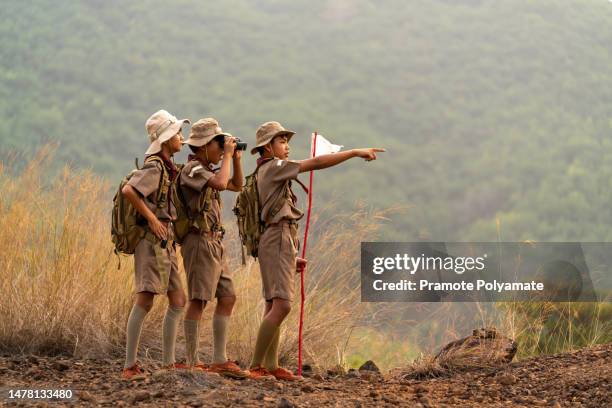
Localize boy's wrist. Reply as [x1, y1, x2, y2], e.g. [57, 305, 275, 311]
[144, 209, 157, 223]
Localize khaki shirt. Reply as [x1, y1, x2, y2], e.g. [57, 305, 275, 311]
[127, 159, 176, 221]
[257, 158, 303, 225]
[179, 159, 222, 229]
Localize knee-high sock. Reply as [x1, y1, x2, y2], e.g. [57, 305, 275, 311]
[212, 314, 230, 364]
[263, 324, 281, 371]
[162, 305, 184, 366]
[249, 318, 279, 368]
[184, 319, 200, 366]
[124, 304, 148, 369]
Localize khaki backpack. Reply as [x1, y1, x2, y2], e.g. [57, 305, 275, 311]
[233, 166, 265, 263]
[111, 156, 169, 255]
[173, 163, 221, 244]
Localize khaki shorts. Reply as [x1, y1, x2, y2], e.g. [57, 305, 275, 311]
[134, 236, 182, 294]
[258, 221, 299, 301]
[181, 232, 235, 302]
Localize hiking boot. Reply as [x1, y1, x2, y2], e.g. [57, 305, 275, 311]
[247, 366, 276, 380]
[209, 360, 249, 379]
[162, 362, 190, 370]
[269, 367, 304, 381]
[122, 363, 146, 380]
[192, 363, 211, 372]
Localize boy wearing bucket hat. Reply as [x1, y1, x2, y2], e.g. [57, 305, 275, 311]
[248, 121, 384, 381]
[178, 118, 247, 378]
[120, 109, 190, 379]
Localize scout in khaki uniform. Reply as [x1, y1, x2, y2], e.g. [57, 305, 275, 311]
[121, 109, 190, 380]
[248, 121, 385, 381]
[179, 118, 247, 378]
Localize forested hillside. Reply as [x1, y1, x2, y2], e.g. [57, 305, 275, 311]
[2, 0, 611, 241]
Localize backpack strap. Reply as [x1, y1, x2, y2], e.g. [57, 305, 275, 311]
[294, 177, 309, 194]
[144, 156, 170, 210]
[175, 169, 193, 220]
[196, 186, 214, 232]
[269, 181, 290, 220]
[180, 162, 222, 233]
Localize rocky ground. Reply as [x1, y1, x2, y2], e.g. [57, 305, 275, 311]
[0, 343, 610, 407]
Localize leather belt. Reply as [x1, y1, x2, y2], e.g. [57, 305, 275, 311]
[188, 227, 224, 240]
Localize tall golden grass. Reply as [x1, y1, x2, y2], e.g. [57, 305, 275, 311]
[0, 149, 397, 370]
[0, 147, 131, 355]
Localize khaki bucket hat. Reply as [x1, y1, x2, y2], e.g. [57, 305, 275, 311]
[183, 118, 231, 147]
[251, 121, 296, 155]
[145, 109, 190, 155]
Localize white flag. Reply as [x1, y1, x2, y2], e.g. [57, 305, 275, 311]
[311, 133, 343, 157]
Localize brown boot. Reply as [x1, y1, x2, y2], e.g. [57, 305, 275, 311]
[268, 367, 304, 381]
[209, 360, 249, 379]
[121, 363, 146, 380]
[247, 365, 275, 380]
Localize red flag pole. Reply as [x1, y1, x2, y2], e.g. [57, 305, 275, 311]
[298, 131, 317, 376]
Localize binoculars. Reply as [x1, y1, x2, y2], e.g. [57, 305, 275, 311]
[217, 135, 247, 151]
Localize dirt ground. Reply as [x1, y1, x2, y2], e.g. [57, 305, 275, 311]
[0, 343, 610, 407]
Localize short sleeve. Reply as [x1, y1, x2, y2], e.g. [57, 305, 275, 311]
[266, 159, 300, 183]
[127, 162, 162, 198]
[180, 162, 214, 192]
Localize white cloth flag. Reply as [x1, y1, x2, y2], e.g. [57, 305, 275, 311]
[311, 133, 343, 157]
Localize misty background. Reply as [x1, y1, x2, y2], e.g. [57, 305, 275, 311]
[2, 0, 611, 242]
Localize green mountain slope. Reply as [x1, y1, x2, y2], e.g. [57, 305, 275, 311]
[1, 0, 611, 240]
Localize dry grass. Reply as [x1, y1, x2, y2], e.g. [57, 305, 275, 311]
[497, 300, 612, 359]
[397, 347, 508, 380]
[0, 149, 395, 370]
[0, 148, 133, 355]
[394, 327, 516, 380]
[392, 299, 611, 379]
